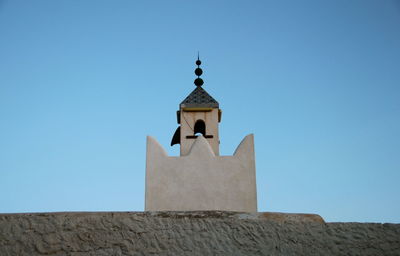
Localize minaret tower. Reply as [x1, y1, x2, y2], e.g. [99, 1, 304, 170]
[171, 56, 222, 156]
[145, 56, 257, 212]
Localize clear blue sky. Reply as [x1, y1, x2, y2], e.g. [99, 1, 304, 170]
[0, 0, 399, 223]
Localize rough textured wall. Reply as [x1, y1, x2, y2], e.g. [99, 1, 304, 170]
[0, 211, 399, 256]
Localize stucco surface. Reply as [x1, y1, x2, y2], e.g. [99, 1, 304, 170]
[145, 134, 257, 211]
[179, 108, 220, 156]
[1, 211, 399, 256]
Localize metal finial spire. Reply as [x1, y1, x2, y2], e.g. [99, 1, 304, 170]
[194, 52, 204, 86]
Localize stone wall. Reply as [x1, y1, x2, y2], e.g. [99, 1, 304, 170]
[0, 211, 399, 255]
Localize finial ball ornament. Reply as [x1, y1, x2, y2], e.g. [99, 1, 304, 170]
[196, 60, 201, 65]
[195, 67, 203, 76]
[194, 78, 204, 86]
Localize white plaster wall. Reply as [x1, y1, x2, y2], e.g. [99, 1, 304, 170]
[145, 134, 257, 212]
[180, 109, 219, 156]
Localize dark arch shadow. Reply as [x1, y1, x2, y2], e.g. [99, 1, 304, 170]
[194, 120, 206, 136]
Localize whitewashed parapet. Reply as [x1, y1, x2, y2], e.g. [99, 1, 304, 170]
[145, 134, 257, 212]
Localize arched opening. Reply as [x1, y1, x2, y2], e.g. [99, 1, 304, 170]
[194, 119, 206, 136]
[186, 119, 213, 139]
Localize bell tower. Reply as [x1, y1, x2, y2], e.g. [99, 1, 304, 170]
[171, 56, 222, 156]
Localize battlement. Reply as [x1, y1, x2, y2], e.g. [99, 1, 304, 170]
[145, 135, 257, 211]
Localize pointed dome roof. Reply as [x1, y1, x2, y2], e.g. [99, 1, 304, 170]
[180, 55, 219, 108]
[180, 86, 219, 108]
